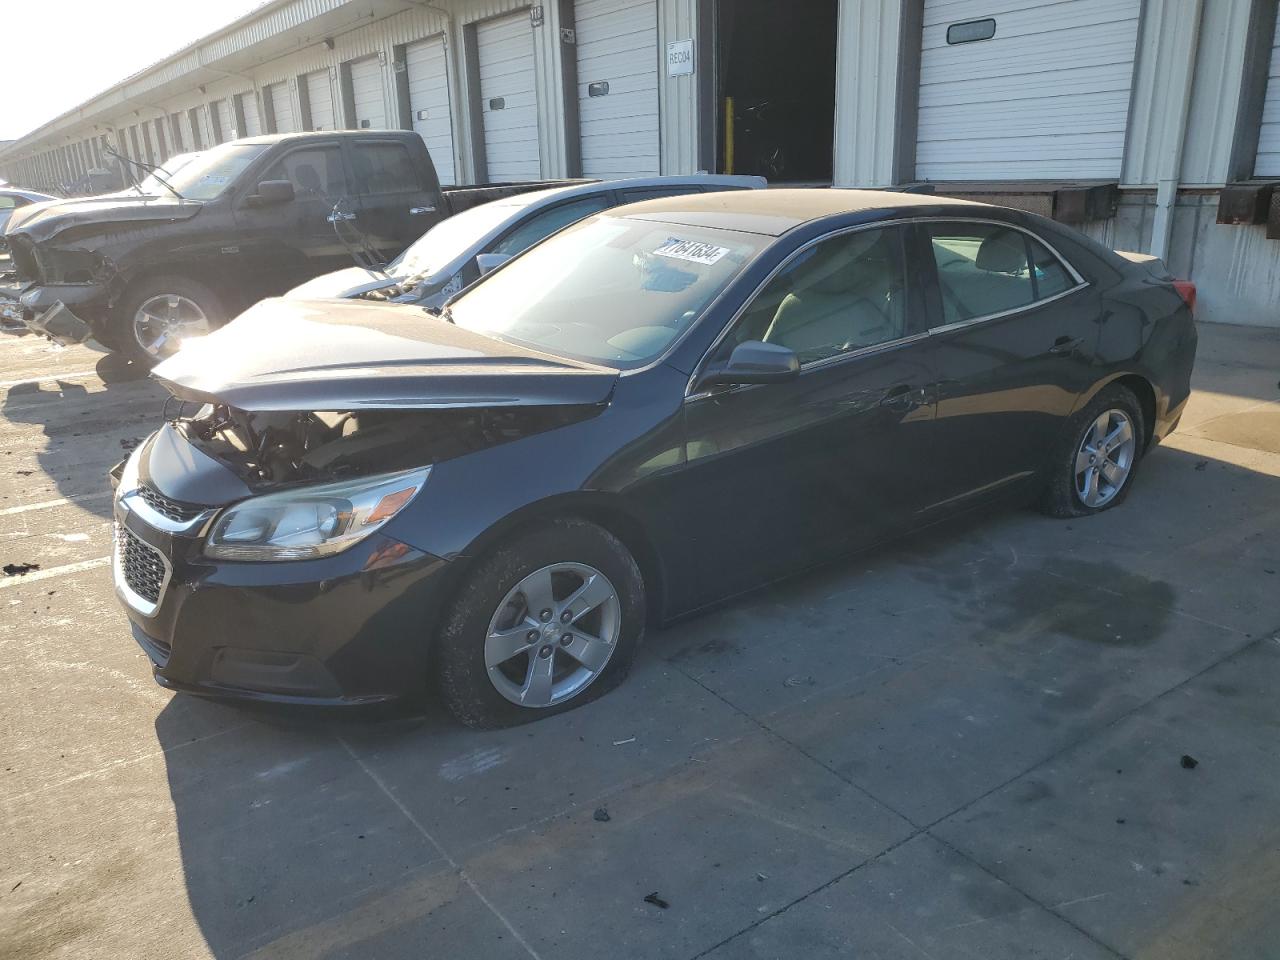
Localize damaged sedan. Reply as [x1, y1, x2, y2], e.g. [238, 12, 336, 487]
[112, 189, 1197, 727]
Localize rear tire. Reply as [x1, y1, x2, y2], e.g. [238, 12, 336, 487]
[1040, 384, 1145, 518]
[112, 275, 225, 365]
[436, 519, 646, 729]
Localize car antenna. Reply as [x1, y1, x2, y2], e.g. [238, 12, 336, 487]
[102, 141, 184, 201]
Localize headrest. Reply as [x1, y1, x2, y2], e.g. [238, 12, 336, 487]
[804, 231, 895, 295]
[975, 231, 1026, 273]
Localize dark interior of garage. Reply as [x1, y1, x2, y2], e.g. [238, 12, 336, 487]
[714, 0, 838, 183]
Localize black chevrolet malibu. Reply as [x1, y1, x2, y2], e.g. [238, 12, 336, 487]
[111, 189, 1197, 727]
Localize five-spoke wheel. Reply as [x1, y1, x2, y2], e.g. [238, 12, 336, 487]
[1074, 408, 1136, 508]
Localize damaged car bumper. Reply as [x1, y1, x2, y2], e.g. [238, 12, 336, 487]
[18, 283, 105, 343]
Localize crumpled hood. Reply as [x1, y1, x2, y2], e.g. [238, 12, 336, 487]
[284, 266, 404, 300]
[5, 195, 201, 244]
[151, 297, 618, 412]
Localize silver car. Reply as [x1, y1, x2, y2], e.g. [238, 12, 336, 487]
[285, 175, 767, 310]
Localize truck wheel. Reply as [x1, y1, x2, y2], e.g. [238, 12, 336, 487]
[436, 518, 646, 729]
[113, 275, 224, 364]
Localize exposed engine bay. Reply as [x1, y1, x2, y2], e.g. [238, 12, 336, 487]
[168, 400, 596, 490]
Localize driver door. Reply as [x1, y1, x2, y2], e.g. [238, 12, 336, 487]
[664, 225, 938, 610]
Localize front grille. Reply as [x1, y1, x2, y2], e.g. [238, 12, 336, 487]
[116, 524, 167, 604]
[139, 484, 206, 524]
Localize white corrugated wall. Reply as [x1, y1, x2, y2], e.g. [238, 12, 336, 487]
[916, 0, 1141, 181]
[267, 82, 297, 132]
[239, 92, 263, 136]
[475, 10, 541, 181]
[1255, 12, 1280, 176]
[304, 70, 336, 130]
[406, 36, 457, 184]
[350, 56, 387, 128]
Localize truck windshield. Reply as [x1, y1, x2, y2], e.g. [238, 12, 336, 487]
[448, 214, 768, 369]
[390, 201, 525, 279]
[164, 143, 271, 200]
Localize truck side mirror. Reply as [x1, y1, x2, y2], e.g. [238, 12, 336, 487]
[250, 180, 295, 205]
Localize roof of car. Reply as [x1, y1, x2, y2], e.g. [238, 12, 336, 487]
[491, 174, 768, 210]
[615, 187, 994, 236]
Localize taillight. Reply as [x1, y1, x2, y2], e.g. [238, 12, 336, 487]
[1172, 280, 1196, 314]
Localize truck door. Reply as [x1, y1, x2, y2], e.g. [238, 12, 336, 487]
[349, 138, 441, 263]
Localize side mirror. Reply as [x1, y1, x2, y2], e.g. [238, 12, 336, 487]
[475, 252, 511, 276]
[696, 340, 800, 391]
[249, 180, 295, 205]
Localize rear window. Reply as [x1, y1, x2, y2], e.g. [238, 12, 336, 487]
[352, 142, 421, 194]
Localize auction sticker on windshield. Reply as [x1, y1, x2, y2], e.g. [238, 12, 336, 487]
[653, 237, 730, 266]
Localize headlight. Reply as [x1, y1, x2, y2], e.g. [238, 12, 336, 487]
[204, 467, 430, 562]
[114, 440, 145, 499]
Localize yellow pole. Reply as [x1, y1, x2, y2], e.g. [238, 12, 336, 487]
[724, 96, 735, 174]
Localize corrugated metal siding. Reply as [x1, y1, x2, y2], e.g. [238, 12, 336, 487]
[916, 0, 1141, 181]
[406, 36, 457, 185]
[832, 0, 905, 187]
[267, 82, 297, 132]
[575, 0, 659, 178]
[305, 70, 336, 131]
[1255, 13, 1280, 176]
[212, 99, 234, 142]
[476, 11, 542, 181]
[350, 56, 387, 128]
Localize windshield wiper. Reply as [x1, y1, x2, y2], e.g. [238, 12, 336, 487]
[103, 143, 184, 201]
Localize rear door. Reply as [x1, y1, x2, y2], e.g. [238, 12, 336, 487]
[669, 225, 936, 608]
[351, 138, 439, 260]
[919, 219, 1097, 509]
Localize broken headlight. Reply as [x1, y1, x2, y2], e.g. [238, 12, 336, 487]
[204, 467, 430, 561]
[40, 247, 106, 284]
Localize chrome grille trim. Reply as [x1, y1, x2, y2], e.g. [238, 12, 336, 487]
[112, 522, 172, 617]
[138, 483, 206, 524]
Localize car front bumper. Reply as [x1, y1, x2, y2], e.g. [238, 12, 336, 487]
[113, 487, 455, 707]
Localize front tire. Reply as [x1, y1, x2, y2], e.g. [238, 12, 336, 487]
[112, 275, 224, 365]
[436, 519, 646, 728]
[1040, 384, 1145, 518]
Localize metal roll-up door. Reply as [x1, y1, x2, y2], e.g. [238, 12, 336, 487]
[1255, 15, 1280, 176]
[268, 82, 296, 133]
[405, 36, 456, 185]
[574, 0, 659, 179]
[916, 0, 1141, 181]
[305, 71, 336, 131]
[212, 100, 234, 142]
[239, 92, 262, 137]
[350, 56, 387, 129]
[476, 11, 541, 182]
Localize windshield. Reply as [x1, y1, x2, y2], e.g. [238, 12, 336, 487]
[448, 215, 768, 369]
[136, 153, 199, 195]
[391, 201, 526, 278]
[163, 143, 271, 200]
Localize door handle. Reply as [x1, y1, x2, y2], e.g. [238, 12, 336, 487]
[1049, 335, 1083, 355]
[409, 206, 436, 215]
[879, 383, 921, 409]
[326, 212, 357, 223]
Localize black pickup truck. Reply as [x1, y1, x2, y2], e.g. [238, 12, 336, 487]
[3, 131, 567, 362]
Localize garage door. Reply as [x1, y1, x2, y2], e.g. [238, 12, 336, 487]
[267, 82, 296, 133]
[350, 57, 387, 129]
[305, 70, 336, 131]
[915, 0, 1141, 181]
[476, 11, 541, 182]
[406, 36, 456, 185]
[239, 93, 262, 137]
[212, 100, 234, 142]
[574, 0, 659, 179]
[1255, 15, 1280, 176]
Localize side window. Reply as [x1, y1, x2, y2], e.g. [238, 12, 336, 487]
[1026, 235, 1075, 299]
[262, 145, 346, 199]
[0, 196, 15, 210]
[488, 196, 611, 257]
[617, 187, 696, 203]
[726, 227, 910, 365]
[927, 224, 1034, 325]
[351, 142, 421, 194]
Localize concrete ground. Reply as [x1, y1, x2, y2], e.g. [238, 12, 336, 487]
[0, 321, 1277, 960]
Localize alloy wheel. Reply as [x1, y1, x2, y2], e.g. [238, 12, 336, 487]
[133, 294, 210, 359]
[1074, 408, 1136, 508]
[484, 562, 621, 708]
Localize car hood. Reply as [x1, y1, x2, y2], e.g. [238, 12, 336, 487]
[151, 297, 618, 412]
[284, 265, 404, 300]
[5, 195, 201, 244]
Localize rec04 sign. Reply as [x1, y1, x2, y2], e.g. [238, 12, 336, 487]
[666, 39, 694, 77]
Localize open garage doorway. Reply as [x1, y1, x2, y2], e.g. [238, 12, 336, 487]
[713, 0, 837, 183]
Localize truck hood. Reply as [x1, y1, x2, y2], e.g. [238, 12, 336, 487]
[284, 265, 404, 300]
[151, 297, 618, 412]
[5, 195, 201, 244]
